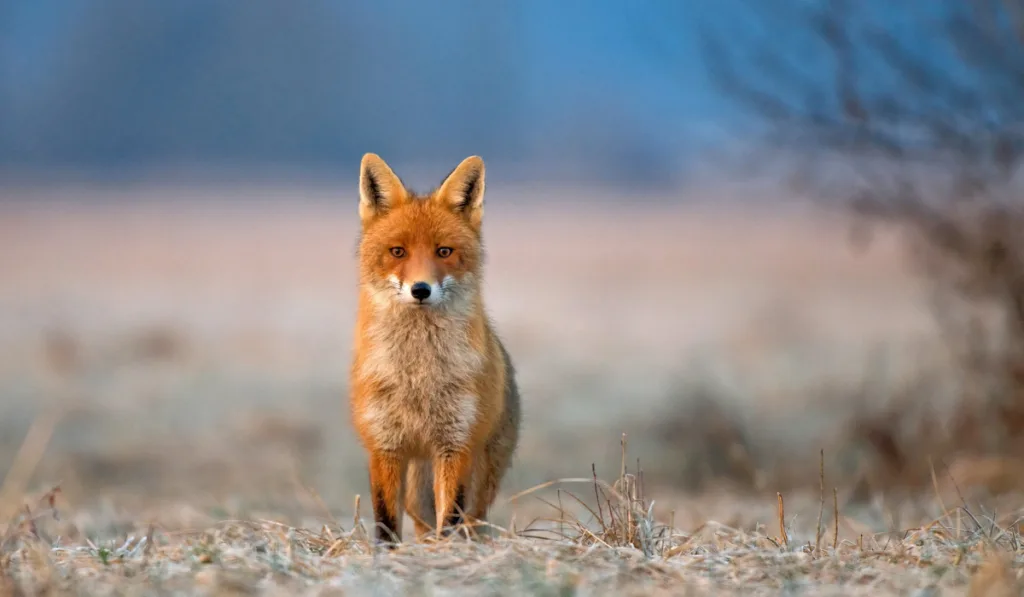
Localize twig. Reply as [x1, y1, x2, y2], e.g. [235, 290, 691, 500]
[833, 487, 839, 550]
[621, 434, 631, 544]
[815, 449, 824, 556]
[606, 498, 618, 531]
[557, 489, 564, 538]
[637, 457, 644, 506]
[777, 493, 789, 547]
[620, 433, 627, 491]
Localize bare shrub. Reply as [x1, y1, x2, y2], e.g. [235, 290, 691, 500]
[686, 0, 1024, 487]
[651, 384, 759, 493]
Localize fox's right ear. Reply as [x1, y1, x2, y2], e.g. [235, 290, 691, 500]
[359, 153, 406, 222]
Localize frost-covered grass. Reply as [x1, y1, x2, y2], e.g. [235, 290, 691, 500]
[2, 478, 1023, 596]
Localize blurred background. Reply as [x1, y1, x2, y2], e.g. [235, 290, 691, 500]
[2, 1, 1023, 538]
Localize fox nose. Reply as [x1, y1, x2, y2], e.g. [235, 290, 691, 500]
[410, 282, 431, 301]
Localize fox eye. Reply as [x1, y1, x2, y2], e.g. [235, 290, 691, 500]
[389, 247, 405, 258]
[436, 247, 453, 258]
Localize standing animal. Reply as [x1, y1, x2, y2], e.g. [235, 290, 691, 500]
[349, 153, 520, 544]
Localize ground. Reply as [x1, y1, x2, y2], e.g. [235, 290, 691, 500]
[0, 184, 1019, 594]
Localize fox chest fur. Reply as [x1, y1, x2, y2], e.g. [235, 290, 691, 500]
[354, 308, 486, 456]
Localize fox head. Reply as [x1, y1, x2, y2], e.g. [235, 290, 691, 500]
[357, 153, 486, 311]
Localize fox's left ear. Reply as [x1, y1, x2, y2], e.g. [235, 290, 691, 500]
[436, 156, 485, 229]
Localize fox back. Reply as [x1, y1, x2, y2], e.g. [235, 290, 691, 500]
[349, 154, 520, 543]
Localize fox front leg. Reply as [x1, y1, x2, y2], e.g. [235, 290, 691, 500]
[368, 451, 406, 546]
[432, 451, 472, 538]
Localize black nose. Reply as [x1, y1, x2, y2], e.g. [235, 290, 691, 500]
[410, 282, 431, 301]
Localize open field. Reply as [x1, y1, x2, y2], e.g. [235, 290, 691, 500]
[0, 185, 1021, 594]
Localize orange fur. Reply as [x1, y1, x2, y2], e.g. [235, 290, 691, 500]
[349, 154, 521, 544]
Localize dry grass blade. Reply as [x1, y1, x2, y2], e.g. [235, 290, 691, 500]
[592, 463, 608, 534]
[0, 410, 62, 532]
[556, 489, 606, 533]
[928, 455, 950, 518]
[506, 478, 619, 503]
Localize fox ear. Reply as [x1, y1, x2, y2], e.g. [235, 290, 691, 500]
[359, 153, 406, 222]
[436, 156, 485, 228]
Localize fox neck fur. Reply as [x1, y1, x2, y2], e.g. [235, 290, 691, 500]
[356, 288, 488, 391]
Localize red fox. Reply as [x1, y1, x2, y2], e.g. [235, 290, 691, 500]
[349, 153, 521, 544]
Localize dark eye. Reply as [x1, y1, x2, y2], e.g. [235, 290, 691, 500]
[390, 247, 405, 258]
[436, 247, 453, 258]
